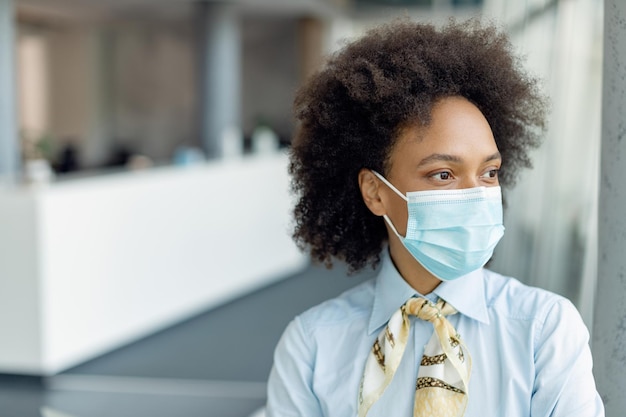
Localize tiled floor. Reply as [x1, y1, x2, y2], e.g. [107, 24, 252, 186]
[0, 261, 376, 417]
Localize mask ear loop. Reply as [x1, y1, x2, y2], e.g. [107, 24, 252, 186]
[382, 214, 406, 239]
[370, 170, 408, 202]
[370, 170, 408, 239]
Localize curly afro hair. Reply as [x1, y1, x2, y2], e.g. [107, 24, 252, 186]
[289, 18, 547, 273]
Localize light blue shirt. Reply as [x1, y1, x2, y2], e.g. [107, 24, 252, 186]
[267, 253, 604, 417]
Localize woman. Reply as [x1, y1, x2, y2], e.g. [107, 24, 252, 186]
[267, 19, 604, 417]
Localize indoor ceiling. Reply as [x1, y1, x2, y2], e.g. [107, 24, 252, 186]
[16, 0, 347, 23]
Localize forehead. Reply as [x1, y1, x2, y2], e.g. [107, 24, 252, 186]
[389, 96, 498, 166]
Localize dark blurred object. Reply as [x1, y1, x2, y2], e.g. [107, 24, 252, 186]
[452, 0, 482, 5]
[105, 145, 133, 168]
[56, 143, 80, 174]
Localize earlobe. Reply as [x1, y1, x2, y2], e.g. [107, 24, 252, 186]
[358, 169, 387, 216]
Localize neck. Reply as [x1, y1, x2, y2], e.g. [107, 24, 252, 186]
[387, 237, 442, 295]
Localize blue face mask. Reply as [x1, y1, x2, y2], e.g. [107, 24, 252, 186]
[371, 170, 505, 281]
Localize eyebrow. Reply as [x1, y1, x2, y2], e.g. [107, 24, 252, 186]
[484, 152, 502, 163]
[416, 151, 502, 167]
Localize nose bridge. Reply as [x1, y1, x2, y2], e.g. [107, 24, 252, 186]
[460, 175, 480, 189]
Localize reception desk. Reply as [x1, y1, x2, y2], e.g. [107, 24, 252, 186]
[0, 153, 307, 375]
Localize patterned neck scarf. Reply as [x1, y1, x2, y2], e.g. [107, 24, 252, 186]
[359, 297, 471, 417]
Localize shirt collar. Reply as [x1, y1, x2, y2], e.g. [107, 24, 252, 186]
[432, 268, 490, 325]
[367, 250, 490, 334]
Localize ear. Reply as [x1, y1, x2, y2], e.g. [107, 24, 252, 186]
[358, 169, 387, 216]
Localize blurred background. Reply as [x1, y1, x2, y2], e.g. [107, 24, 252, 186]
[0, 0, 603, 416]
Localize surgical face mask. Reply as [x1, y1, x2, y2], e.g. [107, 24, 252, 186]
[371, 170, 505, 281]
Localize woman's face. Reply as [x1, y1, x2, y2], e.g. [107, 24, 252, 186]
[381, 95, 501, 236]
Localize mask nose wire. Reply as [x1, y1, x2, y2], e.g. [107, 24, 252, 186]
[370, 170, 409, 202]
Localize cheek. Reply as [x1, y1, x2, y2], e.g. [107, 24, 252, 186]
[387, 201, 409, 236]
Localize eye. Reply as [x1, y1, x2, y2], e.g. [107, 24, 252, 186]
[430, 171, 452, 181]
[480, 169, 499, 179]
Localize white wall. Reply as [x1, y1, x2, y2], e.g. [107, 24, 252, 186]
[0, 189, 43, 373]
[0, 153, 306, 375]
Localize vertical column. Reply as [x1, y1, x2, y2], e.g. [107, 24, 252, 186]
[593, 0, 626, 414]
[196, 1, 241, 159]
[84, 27, 114, 168]
[0, 0, 18, 181]
[297, 17, 325, 84]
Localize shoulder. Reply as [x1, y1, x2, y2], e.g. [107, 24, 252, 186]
[482, 268, 575, 323]
[268, 279, 377, 416]
[296, 278, 376, 334]
[482, 268, 589, 355]
[273, 277, 375, 365]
